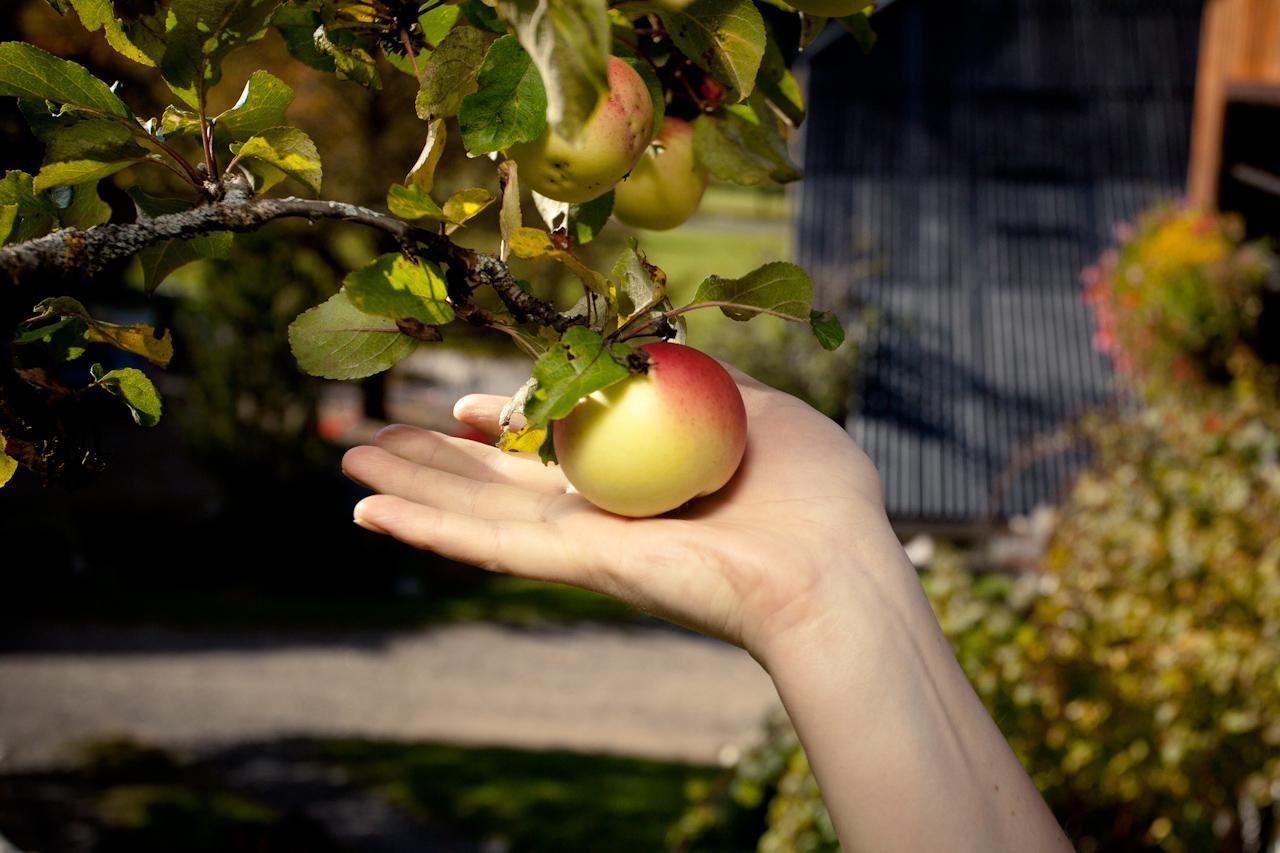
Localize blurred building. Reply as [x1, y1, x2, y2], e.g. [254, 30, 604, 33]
[796, 0, 1203, 529]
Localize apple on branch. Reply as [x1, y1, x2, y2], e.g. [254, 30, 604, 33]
[613, 117, 709, 232]
[552, 343, 748, 518]
[508, 56, 655, 204]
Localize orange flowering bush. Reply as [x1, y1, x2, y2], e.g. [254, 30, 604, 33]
[1081, 208, 1276, 394]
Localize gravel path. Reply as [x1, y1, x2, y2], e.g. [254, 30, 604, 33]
[0, 624, 779, 771]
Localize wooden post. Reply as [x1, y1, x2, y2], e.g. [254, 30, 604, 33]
[1187, 0, 1280, 207]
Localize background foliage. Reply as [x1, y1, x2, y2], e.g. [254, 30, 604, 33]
[672, 210, 1280, 852]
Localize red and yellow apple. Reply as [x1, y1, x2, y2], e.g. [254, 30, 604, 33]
[552, 342, 747, 517]
[613, 116, 708, 231]
[508, 56, 654, 204]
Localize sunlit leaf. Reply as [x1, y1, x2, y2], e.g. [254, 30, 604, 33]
[523, 326, 635, 426]
[231, 126, 322, 194]
[288, 290, 418, 380]
[459, 36, 547, 156]
[496, 0, 609, 139]
[691, 261, 813, 320]
[90, 362, 162, 426]
[342, 253, 454, 325]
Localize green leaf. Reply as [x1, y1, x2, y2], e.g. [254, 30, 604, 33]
[160, 104, 201, 138]
[524, 326, 635, 426]
[0, 41, 132, 116]
[612, 242, 665, 314]
[459, 36, 548, 156]
[416, 24, 490, 120]
[387, 183, 444, 222]
[757, 25, 804, 126]
[838, 9, 876, 52]
[161, 0, 281, 107]
[569, 191, 613, 245]
[313, 27, 380, 89]
[692, 94, 800, 186]
[42, 116, 146, 161]
[342, 253, 455, 325]
[34, 158, 140, 191]
[231, 126, 322, 194]
[0, 170, 58, 242]
[419, 4, 461, 46]
[69, 0, 164, 66]
[496, 0, 609, 139]
[288, 290, 419, 380]
[136, 233, 232, 291]
[13, 315, 89, 362]
[406, 118, 446, 191]
[653, 0, 765, 102]
[461, 0, 507, 33]
[0, 432, 17, 488]
[215, 70, 294, 140]
[272, 6, 336, 73]
[0, 205, 16, 244]
[33, 295, 174, 366]
[809, 309, 845, 350]
[58, 182, 112, 229]
[90, 363, 162, 426]
[443, 187, 495, 228]
[692, 261, 813, 320]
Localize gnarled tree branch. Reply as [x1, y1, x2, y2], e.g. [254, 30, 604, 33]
[0, 176, 576, 332]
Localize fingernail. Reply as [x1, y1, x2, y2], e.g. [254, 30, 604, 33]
[353, 511, 385, 534]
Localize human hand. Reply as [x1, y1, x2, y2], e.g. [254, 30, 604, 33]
[341, 368, 902, 658]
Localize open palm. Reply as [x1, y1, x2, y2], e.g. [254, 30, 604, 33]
[342, 367, 890, 654]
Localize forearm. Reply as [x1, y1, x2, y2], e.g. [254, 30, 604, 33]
[755, 528, 1072, 852]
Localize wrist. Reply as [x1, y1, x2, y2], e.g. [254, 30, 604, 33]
[749, 521, 930, 678]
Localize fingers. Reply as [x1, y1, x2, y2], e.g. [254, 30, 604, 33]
[343, 445, 558, 522]
[353, 494, 583, 584]
[452, 394, 524, 440]
[369, 424, 566, 494]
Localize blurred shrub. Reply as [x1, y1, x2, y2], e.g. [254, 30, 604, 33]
[674, 392, 1280, 852]
[694, 314, 869, 421]
[1082, 207, 1278, 396]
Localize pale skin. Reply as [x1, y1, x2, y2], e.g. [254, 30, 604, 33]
[341, 367, 1075, 852]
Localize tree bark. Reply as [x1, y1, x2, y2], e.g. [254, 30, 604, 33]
[0, 179, 576, 332]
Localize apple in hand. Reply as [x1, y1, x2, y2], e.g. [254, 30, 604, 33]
[613, 117, 709, 231]
[787, 0, 867, 15]
[508, 56, 654, 204]
[552, 342, 748, 517]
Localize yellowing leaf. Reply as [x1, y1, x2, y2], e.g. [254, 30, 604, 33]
[0, 432, 17, 488]
[508, 227, 611, 297]
[84, 324, 174, 368]
[443, 187, 495, 229]
[497, 424, 547, 453]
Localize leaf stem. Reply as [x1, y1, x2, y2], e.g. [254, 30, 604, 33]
[619, 300, 804, 341]
[198, 80, 218, 182]
[400, 28, 423, 80]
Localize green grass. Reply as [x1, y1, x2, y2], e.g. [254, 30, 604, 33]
[312, 739, 725, 853]
[1, 736, 728, 852]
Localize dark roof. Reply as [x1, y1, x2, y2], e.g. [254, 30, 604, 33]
[795, 0, 1203, 523]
